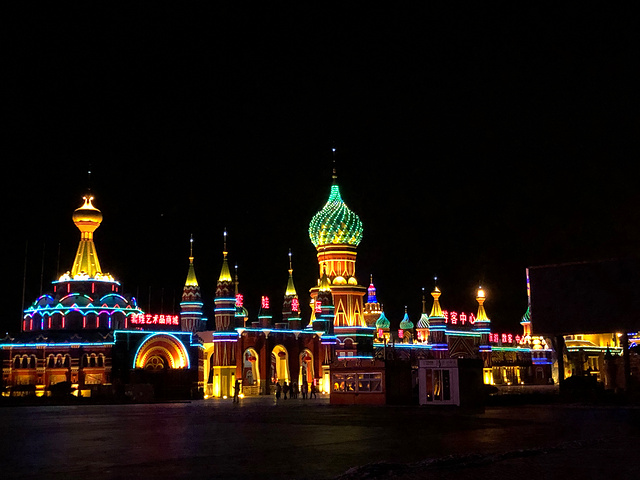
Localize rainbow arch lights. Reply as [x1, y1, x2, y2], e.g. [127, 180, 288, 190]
[134, 333, 191, 369]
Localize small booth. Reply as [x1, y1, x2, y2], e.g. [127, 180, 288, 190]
[418, 358, 483, 407]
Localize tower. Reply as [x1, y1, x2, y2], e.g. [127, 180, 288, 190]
[427, 281, 448, 357]
[214, 231, 236, 331]
[312, 266, 334, 334]
[308, 164, 366, 327]
[474, 286, 493, 384]
[416, 288, 430, 343]
[282, 250, 302, 330]
[180, 236, 205, 332]
[70, 194, 104, 279]
[399, 307, 414, 343]
[363, 275, 383, 327]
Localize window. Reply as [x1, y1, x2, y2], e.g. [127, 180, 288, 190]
[332, 372, 383, 393]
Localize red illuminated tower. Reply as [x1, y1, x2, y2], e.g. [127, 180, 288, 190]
[214, 231, 236, 331]
[282, 250, 302, 330]
[308, 164, 366, 327]
[180, 236, 205, 332]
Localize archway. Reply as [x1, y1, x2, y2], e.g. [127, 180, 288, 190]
[271, 344, 290, 385]
[299, 349, 314, 387]
[134, 333, 190, 370]
[242, 348, 260, 388]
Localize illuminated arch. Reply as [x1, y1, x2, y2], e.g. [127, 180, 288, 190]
[242, 348, 260, 388]
[299, 349, 314, 386]
[271, 344, 290, 384]
[134, 333, 190, 369]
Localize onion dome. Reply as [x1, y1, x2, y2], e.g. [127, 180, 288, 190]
[72, 195, 103, 233]
[399, 310, 414, 330]
[309, 173, 363, 248]
[417, 313, 430, 330]
[375, 311, 390, 329]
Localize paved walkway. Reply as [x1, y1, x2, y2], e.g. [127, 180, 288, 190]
[1, 395, 638, 479]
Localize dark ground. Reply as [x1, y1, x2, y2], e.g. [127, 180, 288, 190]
[1, 395, 638, 479]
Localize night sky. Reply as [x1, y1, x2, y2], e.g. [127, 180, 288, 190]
[3, 4, 638, 335]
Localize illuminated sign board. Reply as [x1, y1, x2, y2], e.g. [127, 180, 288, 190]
[130, 313, 180, 329]
[489, 333, 520, 345]
[442, 311, 476, 327]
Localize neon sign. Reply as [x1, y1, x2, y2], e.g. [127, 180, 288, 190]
[315, 299, 322, 313]
[236, 294, 244, 308]
[489, 333, 521, 345]
[291, 298, 299, 313]
[131, 314, 179, 326]
[261, 296, 270, 309]
[442, 311, 475, 326]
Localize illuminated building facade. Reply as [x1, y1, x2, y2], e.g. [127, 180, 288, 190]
[196, 167, 557, 403]
[1, 194, 203, 398]
[3, 169, 560, 403]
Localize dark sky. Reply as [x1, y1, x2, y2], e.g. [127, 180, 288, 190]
[3, 3, 639, 335]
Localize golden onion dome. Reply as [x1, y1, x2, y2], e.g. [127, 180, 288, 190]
[72, 195, 103, 232]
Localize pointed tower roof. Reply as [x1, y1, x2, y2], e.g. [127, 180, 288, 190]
[70, 194, 104, 279]
[429, 286, 444, 318]
[218, 230, 232, 282]
[285, 249, 297, 296]
[185, 236, 199, 287]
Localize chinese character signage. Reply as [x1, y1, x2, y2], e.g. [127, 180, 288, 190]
[130, 313, 180, 330]
[442, 310, 476, 327]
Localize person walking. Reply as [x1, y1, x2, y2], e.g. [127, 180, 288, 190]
[302, 381, 308, 400]
[310, 382, 317, 399]
[275, 382, 281, 400]
[283, 381, 289, 400]
[233, 378, 240, 403]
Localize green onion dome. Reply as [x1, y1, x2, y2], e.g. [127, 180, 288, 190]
[375, 311, 390, 329]
[399, 312, 414, 330]
[309, 182, 363, 248]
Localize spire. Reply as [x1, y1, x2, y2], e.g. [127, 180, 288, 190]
[185, 235, 198, 287]
[367, 274, 377, 303]
[218, 230, 232, 282]
[285, 249, 297, 296]
[332, 146, 338, 184]
[214, 229, 236, 331]
[180, 235, 204, 332]
[70, 194, 104, 279]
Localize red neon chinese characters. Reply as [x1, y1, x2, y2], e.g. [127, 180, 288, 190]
[130, 313, 179, 326]
[291, 298, 299, 313]
[261, 296, 270, 309]
[236, 294, 244, 308]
